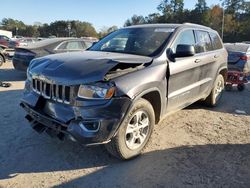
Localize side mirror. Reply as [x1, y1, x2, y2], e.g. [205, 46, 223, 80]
[174, 44, 195, 58]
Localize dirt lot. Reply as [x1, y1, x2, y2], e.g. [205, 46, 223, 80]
[0, 61, 249, 188]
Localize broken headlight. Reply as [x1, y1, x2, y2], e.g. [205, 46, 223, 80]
[78, 84, 115, 99]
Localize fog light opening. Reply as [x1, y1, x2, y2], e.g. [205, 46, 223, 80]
[79, 121, 100, 132]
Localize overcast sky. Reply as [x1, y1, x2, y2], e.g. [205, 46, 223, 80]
[0, 0, 221, 31]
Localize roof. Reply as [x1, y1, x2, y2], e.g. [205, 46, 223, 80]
[126, 24, 182, 29]
[125, 23, 213, 31]
[21, 37, 87, 49]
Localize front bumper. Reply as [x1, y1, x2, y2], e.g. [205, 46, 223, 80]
[20, 90, 131, 145]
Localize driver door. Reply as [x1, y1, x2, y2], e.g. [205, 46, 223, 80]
[167, 29, 201, 112]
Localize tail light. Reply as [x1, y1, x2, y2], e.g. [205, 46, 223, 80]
[239, 55, 250, 60]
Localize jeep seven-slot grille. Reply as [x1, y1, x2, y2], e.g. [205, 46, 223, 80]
[32, 79, 72, 104]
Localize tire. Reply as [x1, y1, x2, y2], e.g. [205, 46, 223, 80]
[105, 98, 155, 160]
[204, 74, 224, 107]
[225, 84, 232, 91]
[0, 55, 4, 67]
[237, 84, 245, 91]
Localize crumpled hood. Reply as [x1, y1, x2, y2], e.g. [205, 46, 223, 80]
[29, 51, 152, 85]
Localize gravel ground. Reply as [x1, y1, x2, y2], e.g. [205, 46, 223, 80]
[0, 61, 249, 188]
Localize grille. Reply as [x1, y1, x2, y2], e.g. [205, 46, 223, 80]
[32, 78, 72, 104]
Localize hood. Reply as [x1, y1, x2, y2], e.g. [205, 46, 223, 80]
[29, 51, 152, 85]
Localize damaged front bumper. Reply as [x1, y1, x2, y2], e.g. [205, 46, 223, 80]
[20, 90, 131, 146]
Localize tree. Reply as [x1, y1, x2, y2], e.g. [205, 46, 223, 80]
[70, 21, 97, 37]
[25, 25, 40, 37]
[157, 0, 184, 23]
[158, 0, 184, 14]
[124, 15, 145, 26]
[207, 5, 224, 34]
[0, 18, 26, 35]
[195, 0, 208, 13]
[98, 25, 118, 38]
[144, 13, 161, 23]
[222, 0, 245, 15]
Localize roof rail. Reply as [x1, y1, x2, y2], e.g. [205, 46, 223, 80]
[183, 22, 211, 29]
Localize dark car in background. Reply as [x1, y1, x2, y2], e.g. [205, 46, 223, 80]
[224, 43, 250, 74]
[13, 38, 94, 71]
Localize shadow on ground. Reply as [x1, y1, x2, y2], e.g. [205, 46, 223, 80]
[0, 68, 26, 82]
[187, 84, 250, 116]
[54, 144, 250, 188]
[1, 140, 249, 187]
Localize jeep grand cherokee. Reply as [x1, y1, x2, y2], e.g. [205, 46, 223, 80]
[20, 23, 227, 160]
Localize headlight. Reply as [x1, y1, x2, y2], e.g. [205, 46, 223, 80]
[78, 84, 115, 99]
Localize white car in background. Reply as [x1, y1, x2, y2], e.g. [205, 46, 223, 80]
[18, 38, 39, 47]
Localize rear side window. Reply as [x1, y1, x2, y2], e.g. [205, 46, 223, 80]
[57, 42, 67, 50]
[84, 41, 93, 48]
[56, 41, 84, 50]
[210, 32, 223, 50]
[66, 41, 83, 50]
[195, 31, 213, 53]
[172, 29, 196, 53]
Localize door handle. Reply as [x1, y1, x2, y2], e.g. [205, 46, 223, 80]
[195, 59, 201, 63]
[214, 54, 219, 58]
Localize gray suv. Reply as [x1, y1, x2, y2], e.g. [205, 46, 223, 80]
[21, 23, 227, 160]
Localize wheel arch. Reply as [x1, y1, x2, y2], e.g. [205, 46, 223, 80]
[133, 88, 163, 124]
[0, 53, 5, 63]
[218, 67, 228, 83]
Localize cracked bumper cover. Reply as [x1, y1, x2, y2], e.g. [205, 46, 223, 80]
[20, 90, 132, 145]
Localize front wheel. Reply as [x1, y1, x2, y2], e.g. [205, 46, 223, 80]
[105, 98, 155, 160]
[204, 74, 225, 107]
[0, 55, 4, 67]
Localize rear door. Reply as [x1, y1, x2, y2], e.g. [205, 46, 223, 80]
[194, 30, 221, 95]
[167, 29, 201, 111]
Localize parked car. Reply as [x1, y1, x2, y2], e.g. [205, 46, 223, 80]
[17, 37, 39, 47]
[224, 43, 250, 74]
[20, 23, 227, 160]
[0, 44, 7, 66]
[0, 35, 20, 48]
[242, 41, 250, 44]
[13, 38, 94, 71]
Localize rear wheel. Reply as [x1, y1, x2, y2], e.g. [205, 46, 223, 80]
[204, 74, 224, 107]
[237, 84, 245, 91]
[105, 98, 155, 160]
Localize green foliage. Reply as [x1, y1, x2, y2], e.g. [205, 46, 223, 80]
[98, 26, 118, 38]
[124, 15, 146, 27]
[0, 18, 97, 38]
[124, 0, 250, 42]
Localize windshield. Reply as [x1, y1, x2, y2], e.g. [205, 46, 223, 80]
[89, 27, 174, 56]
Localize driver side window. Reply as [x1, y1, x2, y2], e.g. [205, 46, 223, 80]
[172, 30, 196, 54]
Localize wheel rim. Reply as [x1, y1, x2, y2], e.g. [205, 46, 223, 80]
[214, 79, 223, 101]
[125, 110, 150, 150]
[0, 56, 3, 66]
